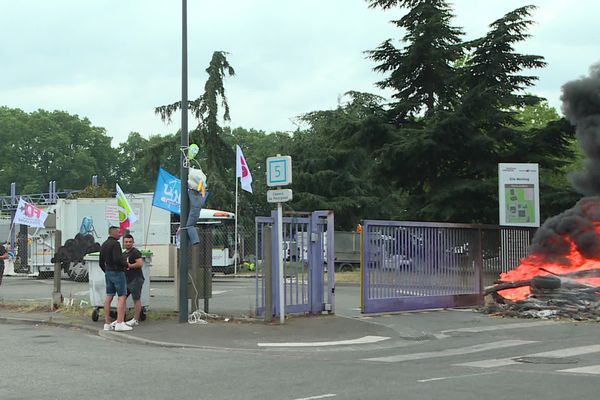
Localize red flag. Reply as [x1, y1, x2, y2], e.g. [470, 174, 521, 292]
[236, 145, 253, 193]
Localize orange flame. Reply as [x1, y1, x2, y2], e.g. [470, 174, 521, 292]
[498, 226, 600, 301]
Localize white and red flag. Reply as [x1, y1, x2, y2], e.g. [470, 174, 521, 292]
[236, 145, 253, 193]
[13, 198, 48, 228]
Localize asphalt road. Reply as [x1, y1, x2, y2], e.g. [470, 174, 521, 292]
[2, 317, 600, 400]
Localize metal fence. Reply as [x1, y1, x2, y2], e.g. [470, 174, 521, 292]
[361, 220, 534, 313]
[13, 229, 58, 277]
[169, 222, 256, 273]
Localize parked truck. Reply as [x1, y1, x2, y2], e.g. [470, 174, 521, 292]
[333, 231, 360, 271]
[284, 230, 361, 272]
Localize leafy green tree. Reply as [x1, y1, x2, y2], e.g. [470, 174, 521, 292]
[113, 132, 181, 193]
[226, 127, 294, 226]
[290, 92, 400, 229]
[371, 4, 576, 223]
[512, 101, 560, 131]
[509, 104, 580, 220]
[68, 184, 113, 198]
[366, 0, 464, 122]
[461, 5, 546, 128]
[0, 107, 115, 194]
[113, 132, 151, 192]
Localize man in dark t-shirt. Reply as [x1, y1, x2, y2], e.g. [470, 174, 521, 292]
[100, 226, 131, 331]
[0, 243, 8, 287]
[123, 234, 144, 326]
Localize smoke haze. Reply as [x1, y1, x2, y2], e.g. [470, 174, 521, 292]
[561, 63, 600, 195]
[525, 63, 600, 264]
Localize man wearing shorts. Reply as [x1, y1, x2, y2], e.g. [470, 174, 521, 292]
[99, 226, 132, 331]
[123, 234, 144, 327]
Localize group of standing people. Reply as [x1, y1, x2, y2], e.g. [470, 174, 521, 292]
[99, 226, 144, 332]
[0, 225, 145, 332]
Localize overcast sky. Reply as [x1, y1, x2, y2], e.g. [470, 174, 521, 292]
[1, 0, 598, 146]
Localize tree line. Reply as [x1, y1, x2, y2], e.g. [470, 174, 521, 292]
[0, 1, 583, 230]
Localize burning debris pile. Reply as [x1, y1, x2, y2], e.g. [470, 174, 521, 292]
[484, 63, 600, 320]
[485, 266, 600, 320]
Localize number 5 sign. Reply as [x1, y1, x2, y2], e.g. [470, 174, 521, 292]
[266, 155, 292, 187]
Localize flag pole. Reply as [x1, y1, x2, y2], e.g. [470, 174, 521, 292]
[6, 220, 15, 249]
[234, 174, 239, 275]
[143, 202, 154, 251]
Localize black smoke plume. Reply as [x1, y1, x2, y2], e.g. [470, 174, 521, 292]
[527, 63, 600, 264]
[562, 63, 600, 196]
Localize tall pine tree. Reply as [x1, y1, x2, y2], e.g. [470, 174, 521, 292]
[155, 51, 236, 209]
[366, 0, 464, 122]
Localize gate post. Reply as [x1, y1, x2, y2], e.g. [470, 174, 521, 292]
[52, 230, 62, 308]
[475, 228, 483, 294]
[263, 225, 273, 322]
[271, 210, 281, 318]
[199, 225, 213, 313]
[326, 211, 335, 314]
[309, 212, 324, 314]
[18, 224, 28, 273]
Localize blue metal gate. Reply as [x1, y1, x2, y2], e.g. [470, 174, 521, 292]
[255, 210, 335, 317]
[361, 220, 534, 313]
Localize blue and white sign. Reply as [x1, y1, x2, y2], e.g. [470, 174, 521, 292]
[152, 168, 181, 215]
[266, 155, 292, 187]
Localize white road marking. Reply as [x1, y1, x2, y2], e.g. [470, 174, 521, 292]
[364, 339, 536, 363]
[455, 358, 518, 368]
[74, 290, 89, 296]
[19, 298, 52, 301]
[292, 394, 337, 400]
[258, 335, 390, 348]
[440, 321, 558, 334]
[417, 371, 498, 383]
[558, 365, 600, 375]
[456, 344, 600, 368]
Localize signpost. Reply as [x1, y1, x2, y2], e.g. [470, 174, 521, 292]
[267, 189, 293, 203]
[266, 155, 292, 324]
[498, 163, 540, 227]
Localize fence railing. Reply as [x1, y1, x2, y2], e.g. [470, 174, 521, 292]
[361, 220, 534, 313]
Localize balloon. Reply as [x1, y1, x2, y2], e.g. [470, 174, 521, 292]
[188, 144, 199, 159]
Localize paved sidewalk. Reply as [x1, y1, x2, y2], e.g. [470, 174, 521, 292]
[1, 276, 523, 350]
[0, 308, 403, 351]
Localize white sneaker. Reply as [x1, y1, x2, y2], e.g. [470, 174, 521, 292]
[125, 318, 139, 327]
[103, 323, 114, 331]
[114, 322, 133, 331]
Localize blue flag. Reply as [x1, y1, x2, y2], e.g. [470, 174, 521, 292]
[152, 168, 181, 215]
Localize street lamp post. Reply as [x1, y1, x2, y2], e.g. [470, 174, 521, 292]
[178, 0, 190, 323]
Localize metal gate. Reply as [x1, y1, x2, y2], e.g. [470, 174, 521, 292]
[255, 210, 334, 317]
[361, 220, 534, 313]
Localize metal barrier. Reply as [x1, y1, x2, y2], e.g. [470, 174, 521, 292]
[255, 210, 335, 318]
[14, 229, 58, 277]
[361, 220, 534, 313]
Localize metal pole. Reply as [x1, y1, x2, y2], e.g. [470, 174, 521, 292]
[9, 183, 16, 250]
[178, 0, 190, 323]
[263, 225, 273, 322]
[277, 202, 284, 324]
[190, 243, 199, 312]
[234, 178, 238, 275]
[52, 230, 62, 308]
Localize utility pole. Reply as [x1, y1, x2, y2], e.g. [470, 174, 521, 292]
[178, 0, 190, 323]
